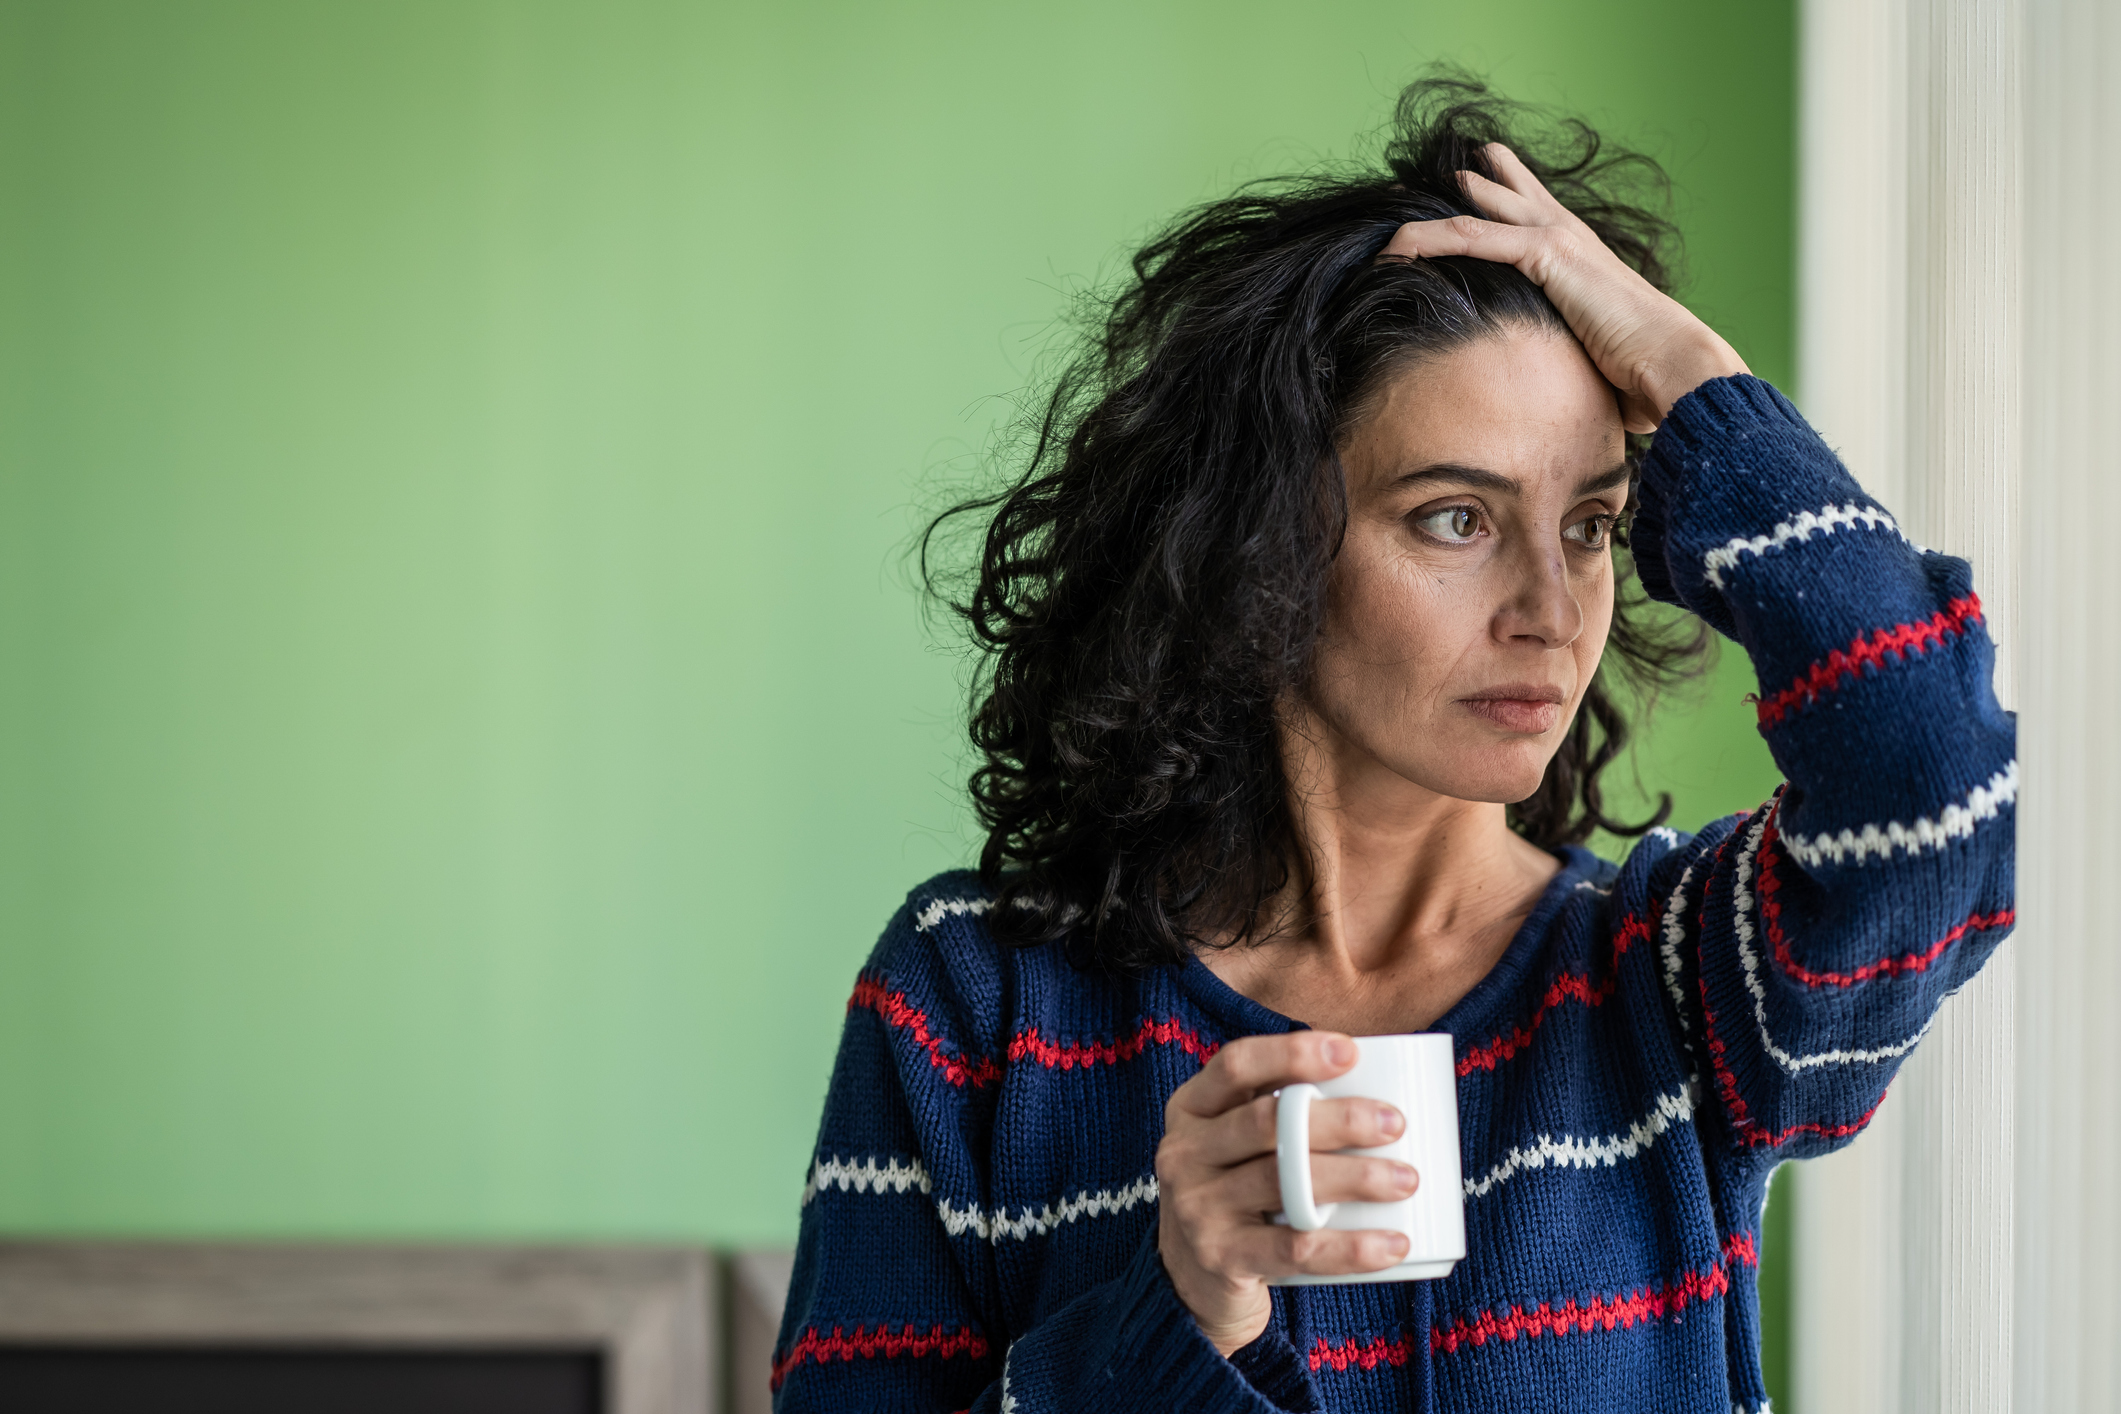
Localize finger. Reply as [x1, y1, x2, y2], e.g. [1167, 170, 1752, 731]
[1169, 1032, 1356, 1120]
[1482, 142, 1561, 208]
[1309, 1152, 1421, 1206]
[1619, 388, 1662, 436]
[1379, 214, 1546, 270]
[1187, 1093, 1406, 1171]
[1212, 1151, 1419, 1214]
[1217, 1223, 1413, 1281]
[1455, 168, 1547, 228]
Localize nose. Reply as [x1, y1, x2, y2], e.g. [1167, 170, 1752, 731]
[1493, 537, 1583, 648]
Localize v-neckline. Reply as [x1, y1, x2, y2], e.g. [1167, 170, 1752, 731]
[1169, 845, 1603, 1048]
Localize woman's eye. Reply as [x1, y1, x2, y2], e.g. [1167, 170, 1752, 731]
[1564, 514, 1614, 549]
[1416, 506, 1482, 541]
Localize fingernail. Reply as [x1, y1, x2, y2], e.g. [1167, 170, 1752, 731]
[1378, 1106, 1404, 1137]
[1389, 1233, 1412, 1258]
[1394, 1163, 1419, 1191]
[1323, 1037, 1356, 1066]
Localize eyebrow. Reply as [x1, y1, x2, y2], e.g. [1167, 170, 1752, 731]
[1388, 460, 1633, 498]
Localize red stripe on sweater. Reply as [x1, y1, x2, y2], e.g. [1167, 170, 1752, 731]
[849, 976, 1003, 1088]
[1457, 913, 1651, 1077]
[1430, 1262, 1730, 1354]
[1756, 594, 1983, 728]
[1310, 1332, 1418, 1372]
[1689, 827, 1886, 1148]
[852, 975, 1219, 1086]
[1700, 970, 1883, 1149]
[1756, 826, 2014, 987]
[1009, 1016, 1219, 1070]
[1309, 1237, 1759, 1372]
[769, 1323, 989, 1391]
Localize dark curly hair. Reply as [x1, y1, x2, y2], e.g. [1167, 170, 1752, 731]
[924, 74, 1711, 973]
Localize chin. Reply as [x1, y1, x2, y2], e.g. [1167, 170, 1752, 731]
[1411, 750, 1556, 807]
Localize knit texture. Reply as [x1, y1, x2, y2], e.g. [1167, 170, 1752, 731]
[773, 376, 2016, 1413]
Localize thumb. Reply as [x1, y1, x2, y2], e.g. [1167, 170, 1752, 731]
[1620, 391, 1662, 435]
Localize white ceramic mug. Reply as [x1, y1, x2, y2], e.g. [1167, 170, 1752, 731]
[1267, 1032, 1465, 1285]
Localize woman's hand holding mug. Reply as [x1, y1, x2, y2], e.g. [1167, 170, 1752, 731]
[1154, 1032, 1420, 1356]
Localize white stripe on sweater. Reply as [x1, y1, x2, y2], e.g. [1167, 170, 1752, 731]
[937, 1174, 1160, 1243]
[1733, 815, 1934, 1072]
[914, 897, 991, 932]
[803, 1154, 1158, 1244]
[1659, 860, 1701, 1025]
[1701, 501, 1910, 588]
[1778, 761, 2017, 869]
[1462, 1084, 1699, 1199]
[802, 1154, 933, 1206]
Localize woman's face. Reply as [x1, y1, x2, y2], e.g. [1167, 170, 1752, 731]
[1298, 326, 1627, 809]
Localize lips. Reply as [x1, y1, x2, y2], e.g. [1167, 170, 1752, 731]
[1458, 684, 1567, 734]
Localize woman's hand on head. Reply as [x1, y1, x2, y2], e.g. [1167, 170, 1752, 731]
[1380, 143, 1749, 432]
[1155, 1033, 1419, 1357]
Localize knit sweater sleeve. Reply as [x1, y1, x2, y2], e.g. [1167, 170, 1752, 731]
[773, 894, 1318, 1413]
[1628, 374, 2015, 1158]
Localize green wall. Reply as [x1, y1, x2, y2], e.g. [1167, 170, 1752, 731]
[0, 0, 1789, 1270]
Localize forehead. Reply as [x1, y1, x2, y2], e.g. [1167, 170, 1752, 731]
[1343, 329, 1624, 493]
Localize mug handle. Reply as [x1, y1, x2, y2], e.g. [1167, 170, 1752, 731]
[1275, 1083, 1336, 1231]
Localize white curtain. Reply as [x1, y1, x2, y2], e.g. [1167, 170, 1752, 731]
[2015, 1, 2121, 1405]
[1794, 0, 2117, 1408]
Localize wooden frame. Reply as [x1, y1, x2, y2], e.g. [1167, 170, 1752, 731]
[0, 1240, 715, 1414]
[725, 1249, 793, 1414]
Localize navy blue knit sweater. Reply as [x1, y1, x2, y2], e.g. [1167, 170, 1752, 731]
[774, 377, 2016, 1413]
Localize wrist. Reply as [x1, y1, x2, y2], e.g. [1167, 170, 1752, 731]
[1158, 1230, 1270, 1357]
[1641, 329, 1749, 422]
[1189, 1279, 1270, 1357]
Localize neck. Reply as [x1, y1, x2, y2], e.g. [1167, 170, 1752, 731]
[1211, 701, 1560, 1030]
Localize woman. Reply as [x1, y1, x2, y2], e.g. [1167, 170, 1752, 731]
[773, 80, 2014, 1413]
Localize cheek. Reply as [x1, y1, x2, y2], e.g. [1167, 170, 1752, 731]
[1573, 563, 1617, 680]
[1312, 548, 1482, 711]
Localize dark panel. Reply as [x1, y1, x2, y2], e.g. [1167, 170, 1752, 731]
[0, 1346, 601, 1414]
